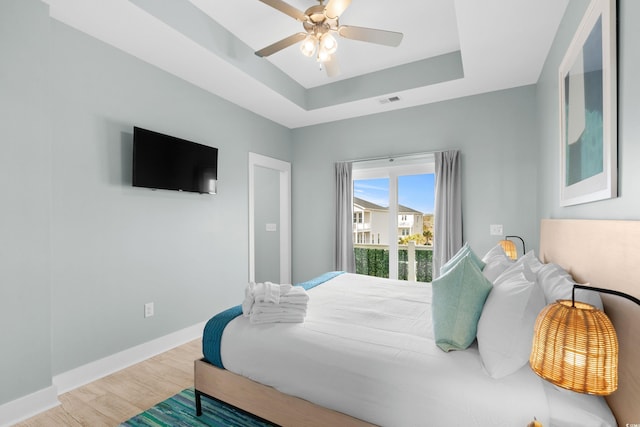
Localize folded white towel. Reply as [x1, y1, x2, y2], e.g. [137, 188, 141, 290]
[250, 311, 306, 324]
[242, 282, 256, 316]
[242, 282, 309, 323]
[277, 283, 293, 294]
[254, 282, 281, 304]
[280, 286, 309, 304]
[252, 303, 307, 315]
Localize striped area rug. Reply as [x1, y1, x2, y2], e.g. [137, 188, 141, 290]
[120, 388, 276, 427]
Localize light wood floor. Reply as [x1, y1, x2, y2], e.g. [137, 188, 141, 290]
[14, 339, 203, 427]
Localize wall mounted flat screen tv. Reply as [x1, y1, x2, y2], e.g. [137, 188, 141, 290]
[132, 127, 218, 194]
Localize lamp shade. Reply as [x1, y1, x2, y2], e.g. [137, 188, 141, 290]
[300, 35, 317, 57]
[499, 239, 518, 260]
[320, 33, 338, 54]
[529, 300, 618, 395]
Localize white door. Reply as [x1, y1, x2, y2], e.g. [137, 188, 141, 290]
[248, 153, 291, 284]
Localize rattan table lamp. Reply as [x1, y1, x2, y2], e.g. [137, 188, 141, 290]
[498, 235, 525, 260]
[530, 284, 640, 395]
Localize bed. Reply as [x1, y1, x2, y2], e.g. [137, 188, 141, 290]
[194, 219, 639, 426]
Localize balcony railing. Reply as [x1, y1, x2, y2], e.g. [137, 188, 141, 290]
[353, 223, 371, 232]
[354, 243, 433, 283]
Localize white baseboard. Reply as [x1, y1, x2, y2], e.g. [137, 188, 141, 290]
[54, 321, 205, 394]
[0, 386, 59, 427]
[0, 321, 205, 426]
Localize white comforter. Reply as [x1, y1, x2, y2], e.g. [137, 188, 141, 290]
[221, 273, 550, 426]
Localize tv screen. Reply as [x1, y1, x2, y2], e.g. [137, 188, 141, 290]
[132, 127, 218, 194]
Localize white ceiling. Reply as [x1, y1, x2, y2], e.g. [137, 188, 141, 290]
[42, 0, 569, 129]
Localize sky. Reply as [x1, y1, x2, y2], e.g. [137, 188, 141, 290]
[354, 174, 435, 214]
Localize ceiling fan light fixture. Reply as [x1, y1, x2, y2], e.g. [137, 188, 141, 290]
[320, 32, 338, 54]
[256, 0, 402, 78]
[300, 35, 317, 57]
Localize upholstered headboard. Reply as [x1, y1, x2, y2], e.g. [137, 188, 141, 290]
[539, 219, 640, 426]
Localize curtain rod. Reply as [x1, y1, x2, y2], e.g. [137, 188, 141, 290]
[345, 149, 455, 164]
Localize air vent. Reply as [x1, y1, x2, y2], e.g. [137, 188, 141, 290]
[378, 96, 401, 104]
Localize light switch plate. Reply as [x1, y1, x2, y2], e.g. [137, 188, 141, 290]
[144, 302, 154, 318]
[490, 224, 503, 236]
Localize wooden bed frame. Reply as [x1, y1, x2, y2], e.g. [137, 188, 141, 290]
[194, 358, 373, 426]
[194, 219, 640, 426]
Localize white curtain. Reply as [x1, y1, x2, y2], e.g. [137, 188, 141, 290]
[433, 150, 462, 278]
[335, 161, 355, 272]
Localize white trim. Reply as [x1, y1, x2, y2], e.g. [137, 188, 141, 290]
[248, 152, 292, 284]
[53, 321, 206, 394]
[388, 172, 399, 279]
[352, 152, 435, 179]
[0, 321, 204, 425]
[0, 386, 59, 427]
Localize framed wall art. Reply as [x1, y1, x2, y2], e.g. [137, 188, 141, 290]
[559, 0, 617, 206]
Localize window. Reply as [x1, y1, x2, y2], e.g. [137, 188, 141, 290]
[352, 154, 435, 282]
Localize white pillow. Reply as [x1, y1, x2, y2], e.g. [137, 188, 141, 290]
[493, 256, 537, 285]
[516, 250, 544, 274]
[481, 244, 514, 283]
[542, 381, 617, 427]
[477, 263, 545, 378]
[537, 263, 603, 310]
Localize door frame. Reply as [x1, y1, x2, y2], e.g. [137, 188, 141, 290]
[248, 152, 291, 284]
[352, 154, 434, 280]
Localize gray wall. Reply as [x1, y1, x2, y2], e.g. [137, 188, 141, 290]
[538, 0, 640, 219]
[0, 0, 291, 405]
[47, 19, 291, 375]
[0, 0, 53, 404]
[291, 86, 540, 282]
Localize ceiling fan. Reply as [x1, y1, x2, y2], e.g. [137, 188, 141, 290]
[255, 0, 403, 77]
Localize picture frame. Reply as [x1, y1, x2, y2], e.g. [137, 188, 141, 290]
[559, 0, 617, 206]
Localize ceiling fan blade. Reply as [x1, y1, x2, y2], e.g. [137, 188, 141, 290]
[338, 25, 403, 47]
[258, 0, 307, 22]
[255, 32, 307, 57]
[324, 0, 351, 19]
[324, 55, 341, 78]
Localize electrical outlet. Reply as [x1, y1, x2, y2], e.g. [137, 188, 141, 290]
[490, 224, 503, 236]
[144, 302, 154, 318]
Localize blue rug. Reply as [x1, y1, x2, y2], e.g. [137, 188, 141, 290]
[120, 388, 276, 427]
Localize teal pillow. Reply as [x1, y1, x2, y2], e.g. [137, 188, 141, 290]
[432, 253, 493, 352]
[440, 242, 485, 276]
